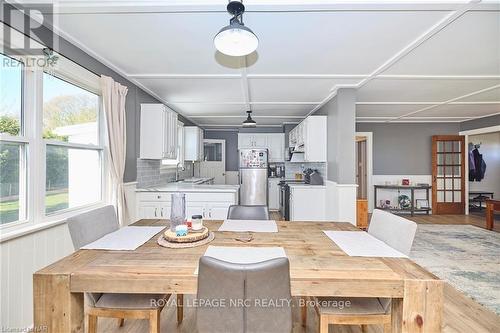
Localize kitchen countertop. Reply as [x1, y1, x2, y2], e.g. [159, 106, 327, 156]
[136, 183, 239, 193]
[288, 183, 326, 189]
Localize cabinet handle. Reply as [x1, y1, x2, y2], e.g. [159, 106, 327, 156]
[160, 208, 164, 217]
[202, 208, 205, 218]
[154, 208, 158, 217]
[209, 209, 212, 218]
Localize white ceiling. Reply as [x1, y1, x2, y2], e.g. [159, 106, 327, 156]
[44, 0, 500, 126]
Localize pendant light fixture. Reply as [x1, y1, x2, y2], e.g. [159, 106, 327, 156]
[214, 1, 258, 57]
[242, 110, 256, 127]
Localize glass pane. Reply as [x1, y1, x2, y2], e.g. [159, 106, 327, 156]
[437, 154, 444, 164]
[204, 142, 222, 161]
[0, 54, 23, 136]
[445, 154, 454, 164]
[454, 191, 462, 203]
[45, 145, 101, 214]
[43, 73, 99, 145]
[454, 178, 461, 190]
[453, 153, 461, 164]
[437, 141, 444, 152]
[0, 142, 26, 224]
[453, 141, 461, 152]
[437, 178, 444, 190]
[437, 166, 444, 176]
[437, 191, 444, 203]
[453, 166, 461, 176]
[445, 178, 452, 190]
[445, 191, 453, 202]
[445, 141, 453, 152]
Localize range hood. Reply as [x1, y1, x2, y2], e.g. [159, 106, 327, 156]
[290, 152, 305, 163]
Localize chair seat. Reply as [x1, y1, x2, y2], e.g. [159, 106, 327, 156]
[95, 293, 169, 310]
[316, 297, 387, 315]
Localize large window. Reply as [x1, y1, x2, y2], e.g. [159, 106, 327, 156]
[0, 54, 27, 225]
[43, 73, 102, 215]
[0, 49, 104, 227]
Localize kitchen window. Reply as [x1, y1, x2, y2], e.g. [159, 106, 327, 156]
[0, 53, 28, 225]
[162, 121, 184, 167]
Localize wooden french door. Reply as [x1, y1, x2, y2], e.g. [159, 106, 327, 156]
[432, 135, 465, 214]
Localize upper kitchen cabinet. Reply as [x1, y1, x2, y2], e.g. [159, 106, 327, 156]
[140, 104, 178, 159]
[184, 126, 204, 161]
[289, 116, 327, 162]
[238, 133, 285, 162]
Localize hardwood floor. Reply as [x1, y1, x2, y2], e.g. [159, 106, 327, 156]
[96, 212, 499, 332]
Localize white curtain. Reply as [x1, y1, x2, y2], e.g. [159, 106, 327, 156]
[100, 75, 129, 225]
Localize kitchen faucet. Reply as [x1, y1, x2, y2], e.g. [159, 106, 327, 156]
[175, 162, 185, 182]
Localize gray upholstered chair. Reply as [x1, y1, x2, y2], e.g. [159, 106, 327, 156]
[227, 205, 270, 220]
[67, 205, 172, 333]
[314, 209, 418, 333]
[196, 256, 292, 333]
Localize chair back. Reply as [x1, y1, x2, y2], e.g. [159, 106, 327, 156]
[67, 205, 119, 249]
[368, 209, 418, 256]
[227, 205, 270, 220]
[197, 256, 292, 333]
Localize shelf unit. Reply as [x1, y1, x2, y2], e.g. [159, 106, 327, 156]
[374, 185, 431, 216]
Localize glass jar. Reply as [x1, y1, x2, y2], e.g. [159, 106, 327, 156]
[170, 192, 186, 232]
[191, 215, 203, 231]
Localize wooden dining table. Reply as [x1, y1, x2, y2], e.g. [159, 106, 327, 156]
[33, 220, 443, 333]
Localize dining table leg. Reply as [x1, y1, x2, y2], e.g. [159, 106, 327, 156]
[33, 273, 84, 333]
[392, 280, 443, 333]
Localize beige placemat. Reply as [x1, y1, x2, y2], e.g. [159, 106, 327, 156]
[157, 232, 215, 248]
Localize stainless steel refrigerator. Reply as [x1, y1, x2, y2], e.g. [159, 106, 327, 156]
[239, 148, 268, 205]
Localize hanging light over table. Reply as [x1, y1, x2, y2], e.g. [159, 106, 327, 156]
[242, 110, 256, 127]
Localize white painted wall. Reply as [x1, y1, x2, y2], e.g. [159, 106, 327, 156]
[0, 223, 75, 329]
[468, 132, 500, 197]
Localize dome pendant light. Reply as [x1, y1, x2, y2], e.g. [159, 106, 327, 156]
[214, 1, 258, 57]
[242, 111, 257, 128]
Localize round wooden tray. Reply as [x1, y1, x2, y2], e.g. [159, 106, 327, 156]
[157, 232, 215, 249]
[163, 226, 209, 243]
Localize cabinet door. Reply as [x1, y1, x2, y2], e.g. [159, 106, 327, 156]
[238, 134, 254, 148]
[137, 203, 160, 219]
[186, 203, 206, 219]
[158, 204, 171, 219]
[252, 134, 267, 148]
[206, 203, 231, 220]
[267, 134, 284, 162]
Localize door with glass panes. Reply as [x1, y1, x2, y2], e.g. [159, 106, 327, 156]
[432, 135, 465, 214]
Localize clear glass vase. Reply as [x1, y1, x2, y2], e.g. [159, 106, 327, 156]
[170, 192, 186, 232]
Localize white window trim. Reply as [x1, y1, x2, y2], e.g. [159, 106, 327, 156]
[161, 121, 185, 169]
[0, 35, 108, 235]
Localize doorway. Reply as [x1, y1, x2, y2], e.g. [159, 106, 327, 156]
[356, 136, 368, 200]
[431, 135, 465, 215]
[200, 139, 226, 184]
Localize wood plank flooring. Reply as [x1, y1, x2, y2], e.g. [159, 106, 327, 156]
[96, 213, 499, 332]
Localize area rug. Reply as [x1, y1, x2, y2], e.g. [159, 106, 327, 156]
[409, 224, 500, 315]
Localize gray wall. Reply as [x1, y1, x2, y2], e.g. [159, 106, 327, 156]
[460, 114, 500, 132]
[204, 130, 239, 171]
[316, 88, 357, 184]
[6, 7, 193, 182]
[356, 122, 460, 175]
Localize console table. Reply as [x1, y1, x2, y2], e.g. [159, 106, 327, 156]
[374, 185, 431, 216]
[486, 200, 499, 231]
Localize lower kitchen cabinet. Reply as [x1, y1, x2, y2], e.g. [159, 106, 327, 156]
[268, 178, 281, 211]
[289, 186, 326, 221]
[136, 191, 237, 220]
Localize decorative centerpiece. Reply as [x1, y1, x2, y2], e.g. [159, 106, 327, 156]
[158, 213, 213, 248]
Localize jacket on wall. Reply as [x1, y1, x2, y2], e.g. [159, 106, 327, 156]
[469, 148, 486, 182]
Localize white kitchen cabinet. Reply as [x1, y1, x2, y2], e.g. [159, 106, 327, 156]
[289, 186, 326, 221]
[238, 133, 285, 162]
[184, 126, 204, 161]
[288, 116, 326, 162]
[140, 104, 178, 159]
[136, 191, 238, 221]
[268, 178, 281, 210]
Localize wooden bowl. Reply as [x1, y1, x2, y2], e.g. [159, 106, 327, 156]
[163, 226, 209, 243]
